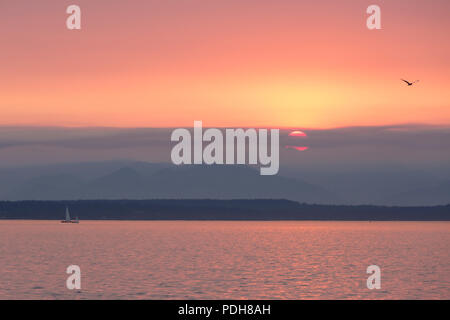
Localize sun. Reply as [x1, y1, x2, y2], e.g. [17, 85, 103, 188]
[286, 130, 309, 151]
[288, 130, 307, 137]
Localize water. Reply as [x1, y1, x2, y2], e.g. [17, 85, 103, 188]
[0, 220, 448, 299]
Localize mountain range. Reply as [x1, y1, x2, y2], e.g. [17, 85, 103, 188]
[0, 161, 449, 206]
[2, 162, 336, 204]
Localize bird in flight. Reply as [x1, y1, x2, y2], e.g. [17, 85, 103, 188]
[401, 79, 419, 86]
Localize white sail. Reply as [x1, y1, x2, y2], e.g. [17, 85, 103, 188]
[65, 207, 71, 221]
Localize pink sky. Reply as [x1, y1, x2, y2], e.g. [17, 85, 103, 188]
[1, 0, 449, 128]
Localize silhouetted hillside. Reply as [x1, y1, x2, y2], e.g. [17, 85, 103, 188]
[0, 200, 448, 220]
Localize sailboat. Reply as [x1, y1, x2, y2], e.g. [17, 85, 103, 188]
[61, 206, 79, 223]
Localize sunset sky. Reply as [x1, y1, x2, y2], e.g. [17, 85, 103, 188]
[1, 0, 449, 128]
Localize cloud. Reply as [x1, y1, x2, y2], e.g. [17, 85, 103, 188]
[290, 124, 450, 149]
[0, 124, 449, 168]
[0, 127, 172, 150]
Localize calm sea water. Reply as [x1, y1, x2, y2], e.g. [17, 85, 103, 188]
[0, 220, 448, 299]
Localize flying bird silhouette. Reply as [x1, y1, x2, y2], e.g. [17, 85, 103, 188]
[401, 79, 419, 86]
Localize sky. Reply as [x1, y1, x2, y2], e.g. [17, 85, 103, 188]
[0, 125, 449, 170]
[1, 0, 450, 128]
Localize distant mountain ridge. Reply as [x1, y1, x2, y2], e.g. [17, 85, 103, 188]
[386, 180, 450, 206]
[0, 161, 449, 206]
[3, 163, 337, 204]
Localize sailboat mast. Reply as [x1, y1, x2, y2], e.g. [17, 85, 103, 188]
[65, 207, 70, 221]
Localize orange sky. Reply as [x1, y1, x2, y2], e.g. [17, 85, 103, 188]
[1, 0, 449, 128]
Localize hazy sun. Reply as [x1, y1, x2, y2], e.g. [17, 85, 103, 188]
[289, 130, 307, 137]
